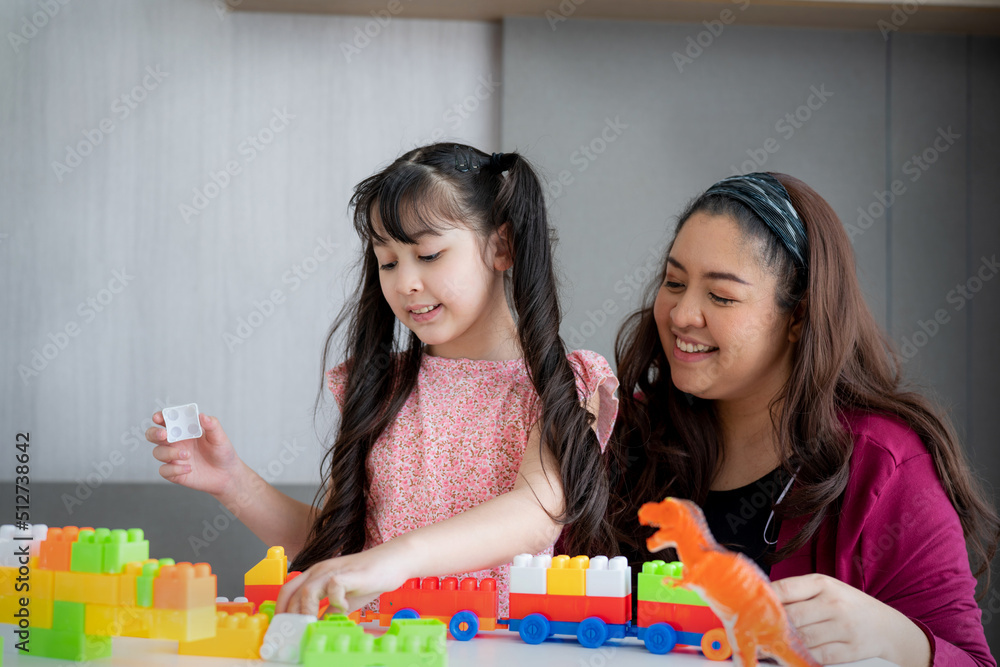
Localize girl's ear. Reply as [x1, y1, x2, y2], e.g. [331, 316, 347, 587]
[788, 297, 807, 343]
[492, 222, 514, 272]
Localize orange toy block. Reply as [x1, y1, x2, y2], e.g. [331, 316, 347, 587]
[245, 546, 287, 586]
[546, 555, 589, 596]
[217, 598, 255, 615]
[38, 526, 91, 571]
[179, 611, 269, 657]
[154, 562, 217, 610]
[54, 570, 120, 606]
[152, 605, 217, 642]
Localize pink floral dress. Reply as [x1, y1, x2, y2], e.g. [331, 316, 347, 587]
[326, 350, 619, 616]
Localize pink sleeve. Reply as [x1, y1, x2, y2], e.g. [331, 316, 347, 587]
[860, 449, 995, 667]
[566, 350, 620, 451]
[326, 362, 348, 410]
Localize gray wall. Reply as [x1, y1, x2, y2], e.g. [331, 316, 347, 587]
[501, 15, 999, 648]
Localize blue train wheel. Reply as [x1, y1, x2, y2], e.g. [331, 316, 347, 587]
[643, 623, 678, 655]
[577, 617, 609, 649]
[518, 613, 551, 645]
[449, 610, 480, 641]
[391, 608, 419, 621]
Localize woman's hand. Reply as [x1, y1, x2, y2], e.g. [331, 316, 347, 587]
[772, 573, 931, 667]
[146, 412, 243, 497]
[276, 540, 413, 617]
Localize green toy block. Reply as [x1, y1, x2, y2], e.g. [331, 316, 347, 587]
[70, 528, 111, 573]
[102, 529, 149, 574]
[16, 626, 111, 661]
[258, 600, 276, 621]
[51, 600, 86, 631]
[302, 618, 446, 667]
[137, 558, 174, 607]
[637, 560, 710, 607]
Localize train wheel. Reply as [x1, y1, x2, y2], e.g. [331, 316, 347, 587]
[643, 623, 678, 655]
[576, 617, 609, 649]
[449, 610, 480, 641]
[518, 613, 551, 645]
[701, 628, 732, 661]
[391, 608, 420, 621]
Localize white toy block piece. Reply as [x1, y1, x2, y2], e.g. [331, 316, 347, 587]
[259, 613, 317, 662]
[234, 596, 249, 603]
[585, 554, 631, 598]
[510, 553, 550, 595]
[216, 597, 229, 603]
[0, 524, 49, 566]
[163, 403, 203, 443]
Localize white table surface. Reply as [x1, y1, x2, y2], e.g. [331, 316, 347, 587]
[1, 626, 896, 667]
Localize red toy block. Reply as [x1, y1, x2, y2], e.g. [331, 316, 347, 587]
[245, 583, 283, 613]
[509, 592, 632, 625]
[154, 562, 217, 610]
[38, 526, 92, 571]
[637, 599, 721, 635]
[376, 576, 498, 631]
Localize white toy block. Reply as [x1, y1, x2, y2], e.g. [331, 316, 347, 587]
[0, 523, 49, 566]
[259, 613, 317, 662]
[163, 403, 203, 443]
[510, 553, 551, 595]
[585, 555, 631, 598]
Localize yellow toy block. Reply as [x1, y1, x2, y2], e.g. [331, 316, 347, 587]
[0, 566, 16, 595]
[85, 603, 154, 638]
[245, 546, 288, 586]
[546, 555, 589, 596]
[0, 594, 22, 625]
[54, 570, 120, 606]
[152, 605, 217, 642]
[179, 611, 269, 657]
[27, 567, 54, 600]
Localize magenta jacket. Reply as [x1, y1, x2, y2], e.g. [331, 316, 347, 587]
[771, 411, 994, 666]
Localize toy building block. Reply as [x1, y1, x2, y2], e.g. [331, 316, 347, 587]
[39, 526, 91, 571]
[70, 528, 111, 572]
[585, 555, 631, 598]
[17, 599, 113, 661]
[547, 555, 589, 596]
[260, 612, 318, 662]
[54, 570, 121, 606]
[137, 558, 175, 607]
[301, 618, 447, 667]
[84, 602, 155, 638]
[27, 565, 54, 600]
[151, 605, 217, 642]
[102, 529, 150, 574]
[638, 561, 709, 606]
[246, 583, 283, 612]
[246, 546, 288, 586]
[179, 611, 270, 658]
[217, 595, 255, 615]
[154, 562, 217, 609]
[0, 595, 54, 629]
[0, 523, 48, 567]
[510, 553, 551, 595]
[163, 403, 204, 442]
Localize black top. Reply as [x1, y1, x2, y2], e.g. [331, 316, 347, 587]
[701, 467, 790, 577]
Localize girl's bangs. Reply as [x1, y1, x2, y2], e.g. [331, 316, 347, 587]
[358, 167, 468, 245]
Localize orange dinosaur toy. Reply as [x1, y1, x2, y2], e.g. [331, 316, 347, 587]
[638, 497, 819, 667]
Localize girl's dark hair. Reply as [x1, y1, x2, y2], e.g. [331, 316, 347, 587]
[610, 172, 1000, 592]
[291, 143, 615, 571]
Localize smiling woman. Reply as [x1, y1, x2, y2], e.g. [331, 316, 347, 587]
[610, 172, 999, 667]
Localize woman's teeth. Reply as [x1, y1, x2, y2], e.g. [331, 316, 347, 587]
[412, 305, 438, 314]
[676, 338, 718, 353]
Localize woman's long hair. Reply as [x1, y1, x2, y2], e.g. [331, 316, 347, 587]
[610, 172, 999, 591]
[291, 143, 615, 571]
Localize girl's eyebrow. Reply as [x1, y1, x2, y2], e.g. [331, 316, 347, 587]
[667, 256, 752, 286]
[372, 230, 441, 248]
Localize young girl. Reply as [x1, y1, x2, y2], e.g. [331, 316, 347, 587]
[147, 143, 618, 618]
[610, 172, 998, 666]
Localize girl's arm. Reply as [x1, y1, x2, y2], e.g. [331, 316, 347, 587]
[276, 421, 565, 615]
[149, 412, 317, 558]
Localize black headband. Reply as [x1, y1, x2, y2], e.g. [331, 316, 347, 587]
[704, 173, 808, 270]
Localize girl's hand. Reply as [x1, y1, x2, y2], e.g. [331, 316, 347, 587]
[772, 573, 931, 667]
[276, 542, 412, 617]
[146, 412, 242, 496]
